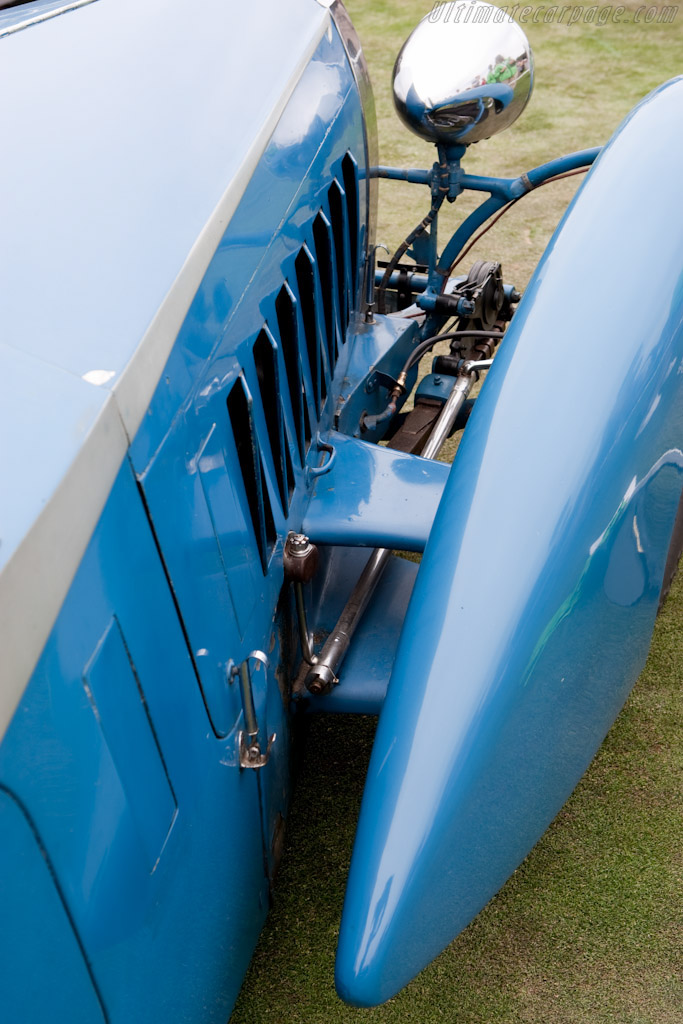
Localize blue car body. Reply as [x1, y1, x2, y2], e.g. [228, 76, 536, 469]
[0, 0, 681, 1019]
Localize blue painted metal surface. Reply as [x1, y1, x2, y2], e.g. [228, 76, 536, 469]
[2, 0, 683, 1016]
[0, 3, 378, 1020]
[335, 313, 420, 441]
[302, 430, 449, 551]
[132, 23, 373, 875]
[0, 788, 106, 1022]
[0, 459, 269, 1021]
[374, 147, 600, 335]
[0, 341, 115, 573]
[303, 551, 419, 715]
[335, 79, 683, 1007]
[427, 147, 601, 295]
[128, 28, 368, 470]
[374, 147, 600, 199]
[0, 0, 328, 392]
[415, 371, 461, 404]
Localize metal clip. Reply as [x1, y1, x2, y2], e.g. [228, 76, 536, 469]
[365, 370, 401, 395]
[364, 243, 389, 323]
[238, 730, 276, 769]
[306, 433, 336, 482]
[234, 650, 276, 770]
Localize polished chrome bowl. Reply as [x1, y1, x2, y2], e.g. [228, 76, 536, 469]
[393, 3, 534, 145]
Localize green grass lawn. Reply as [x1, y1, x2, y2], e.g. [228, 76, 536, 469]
[231, 4, 683, 1021]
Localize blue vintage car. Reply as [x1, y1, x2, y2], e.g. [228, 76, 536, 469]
[1, 0, 681, 1020]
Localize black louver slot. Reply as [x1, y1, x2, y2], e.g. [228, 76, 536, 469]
[328, 179, 350, 330]
[312, 212, 337, 367]
[226, 374, 276, 574]
[253, 327, 294, 511]
[223, 153, 361, 580]
[341, 152, 359, 299]
[275, 283, 311, 461]
[295, 246, 325, 415]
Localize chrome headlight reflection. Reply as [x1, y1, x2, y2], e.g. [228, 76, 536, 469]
[392, 3, 534, 146]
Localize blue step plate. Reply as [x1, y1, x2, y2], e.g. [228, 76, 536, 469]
[335, 79, 683, 1006]
[302, 430, 449, 552]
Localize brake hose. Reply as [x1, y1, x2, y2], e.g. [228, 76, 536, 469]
[361, 329, 503, 432]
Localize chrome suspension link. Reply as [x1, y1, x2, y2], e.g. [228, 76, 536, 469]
[304, 358, 489, 695]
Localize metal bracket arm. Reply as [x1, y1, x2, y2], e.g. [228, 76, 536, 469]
[234, 651, 275, 769]
[301, 430, 450, 552]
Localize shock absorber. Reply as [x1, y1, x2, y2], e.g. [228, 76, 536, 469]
[283, 532, 319, 668]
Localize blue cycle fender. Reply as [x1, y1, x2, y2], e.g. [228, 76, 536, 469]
[336, 79, 683, 1007]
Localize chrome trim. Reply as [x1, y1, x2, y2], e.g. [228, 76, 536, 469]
[329, 1, 378, 294]
[392, 3, 534, 146]
[0, 0, 100, 39]
[0, 391, 129, 745]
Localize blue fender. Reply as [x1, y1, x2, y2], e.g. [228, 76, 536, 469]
[335, 79, 683, 1006]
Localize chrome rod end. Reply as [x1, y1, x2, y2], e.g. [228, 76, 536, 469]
[305, 662, 338, 696]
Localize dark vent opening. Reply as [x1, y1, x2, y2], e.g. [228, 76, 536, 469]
[295, 248, 321, 417]
[329, 181, 348, 331]
[312, 213, 336, 366]
[342, 153, 359, 299]
[303, 394, 312, 450]
[275, 285, 305, 465]
[226, 376, 275, 574]
[285, 437, 295, 502]
[260, 460, 276, 556]
[320, 357, 327, 404]
[253, 328, 287, 511]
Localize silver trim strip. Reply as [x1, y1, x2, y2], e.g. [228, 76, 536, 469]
[0, 394, 129, 742]
[0, 10, 331, 743]
[0, 0, 100, 39]
[112, 13, 331, 444]
[329, 1, 378, 262]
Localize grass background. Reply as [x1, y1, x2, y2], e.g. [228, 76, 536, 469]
[231, 4, 682, 1021]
